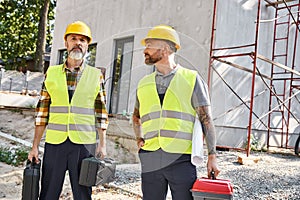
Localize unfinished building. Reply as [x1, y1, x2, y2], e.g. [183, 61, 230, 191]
[50, 0, 300, 155]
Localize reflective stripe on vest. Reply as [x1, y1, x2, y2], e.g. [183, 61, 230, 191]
[143, 130, 193, 140]
[48, 123, 96, 132]
[45, 64, 100, 144]
[50, 106, 95, 115]
[137, 66, 197, 154]
[48, 105, 97, 132]
[141, 110, 195, 124]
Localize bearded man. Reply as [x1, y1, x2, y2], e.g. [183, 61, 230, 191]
[133, 25, 220, 200]
[28, 21, 109, 200]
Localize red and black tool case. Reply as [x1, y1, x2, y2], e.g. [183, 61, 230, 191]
[191, 177, 233, 200]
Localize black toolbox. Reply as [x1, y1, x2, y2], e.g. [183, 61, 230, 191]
[22, 159, 41, 200]
[79, 157, 116, 187]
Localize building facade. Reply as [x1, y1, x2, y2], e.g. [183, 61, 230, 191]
[51, 0, 300, 151]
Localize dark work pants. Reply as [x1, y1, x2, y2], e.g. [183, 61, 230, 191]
[139, 149, 196, 200]
[40, 138, 95, 200]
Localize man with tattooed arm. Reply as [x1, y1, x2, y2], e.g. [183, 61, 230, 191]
[132, 25, 220, 200]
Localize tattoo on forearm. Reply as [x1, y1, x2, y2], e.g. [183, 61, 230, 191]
[196, 106, 217, 155]
[133, 108, 140, 119]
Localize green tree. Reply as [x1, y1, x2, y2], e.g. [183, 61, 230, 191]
[0, 0, 56, 71]
[34, 0, 50, 72]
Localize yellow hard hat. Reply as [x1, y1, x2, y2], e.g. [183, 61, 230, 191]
[64, 21, 92, 44]
[141, 25, 181, 50]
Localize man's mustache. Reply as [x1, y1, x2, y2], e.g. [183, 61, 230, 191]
[71, 46, 83, 52]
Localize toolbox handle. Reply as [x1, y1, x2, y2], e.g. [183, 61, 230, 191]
[26, 157, 41, 168]
[31, 157, 36, 165]
[210, 171, 216, 180]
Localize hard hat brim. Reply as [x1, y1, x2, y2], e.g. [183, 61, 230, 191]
[141, 38, 181, 50]
[64, 33, 92, 44]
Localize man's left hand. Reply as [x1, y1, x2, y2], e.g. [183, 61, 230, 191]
[207, 154, 220, 179]
[96, 143, 106, 159]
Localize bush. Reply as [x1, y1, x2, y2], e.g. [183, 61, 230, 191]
[0, 146, 29, 166]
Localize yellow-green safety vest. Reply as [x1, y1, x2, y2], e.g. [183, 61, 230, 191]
[137, 67, 197, 154]
[45, 64, 100, 144]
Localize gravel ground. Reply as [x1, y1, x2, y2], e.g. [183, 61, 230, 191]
[198, 150, 300, 200]
[108, 149, 300, 200]
[0, 109, 299, 199]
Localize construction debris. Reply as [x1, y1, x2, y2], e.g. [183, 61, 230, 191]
[237, 155, 260, 165]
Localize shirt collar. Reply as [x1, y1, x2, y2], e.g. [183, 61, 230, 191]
[63, 61, 85, 72]
[156, 64, 180, 77]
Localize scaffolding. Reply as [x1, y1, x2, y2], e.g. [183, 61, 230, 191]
[208, 0, 300, 156]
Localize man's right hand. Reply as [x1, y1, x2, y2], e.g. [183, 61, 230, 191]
[27, 147, 40, 164]
[136, 137, 145, 149]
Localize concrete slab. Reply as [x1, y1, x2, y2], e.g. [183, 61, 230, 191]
[0, 92, 39, 108]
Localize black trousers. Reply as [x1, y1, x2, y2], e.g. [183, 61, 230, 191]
[39, 138, 95, 200]
[139, 149, 196, 200]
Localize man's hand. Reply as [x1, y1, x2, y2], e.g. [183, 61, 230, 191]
[207, 154, 220, 179]
[28, 147, 40, 164]
[136, 137, 145, 149]
[96, 143, 106, 159]
[27, 125, 46, 164]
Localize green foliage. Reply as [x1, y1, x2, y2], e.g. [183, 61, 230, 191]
[114, 137, 121, 149]
[0, 145, 29, 166]
[85, 44, 97, 67]
[250, 135, 267, 152]
[9, 108, 22, 113]
[242, 134, 267, 152]
[26, 103, 37, 108]
[0, 0, 56, 69]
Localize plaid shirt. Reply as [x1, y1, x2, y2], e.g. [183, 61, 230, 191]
[35, 63, 109, 130]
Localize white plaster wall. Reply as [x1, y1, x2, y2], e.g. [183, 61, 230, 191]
[51, 0, 214, 113]
[50, 0, 300, 148]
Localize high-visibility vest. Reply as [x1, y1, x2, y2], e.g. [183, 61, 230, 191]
[137, 67, 197, 154]
[44, 64, 100, 144]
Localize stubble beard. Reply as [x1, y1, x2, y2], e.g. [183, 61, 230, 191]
[144, 52, 163, 65]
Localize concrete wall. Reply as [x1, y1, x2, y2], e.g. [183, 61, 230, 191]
[51, 0, 214, 113]
[50, 0, 300, 149]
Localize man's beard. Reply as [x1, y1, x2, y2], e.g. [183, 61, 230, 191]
[68, 49, 85, 60]
[144, 50, 163, 65]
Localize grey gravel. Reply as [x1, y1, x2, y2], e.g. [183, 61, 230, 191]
[0, 108, 299, 199]
[211, 150, 300, 200]
[111, 150, 300, 200]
